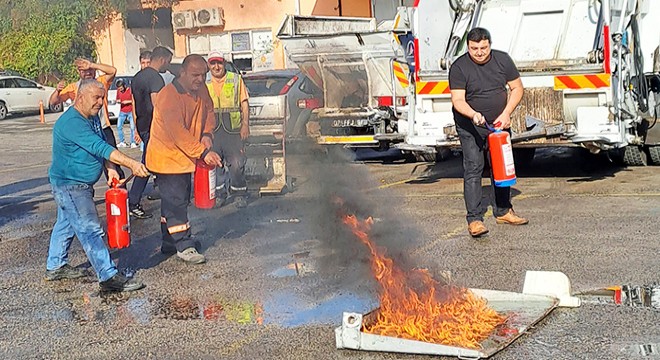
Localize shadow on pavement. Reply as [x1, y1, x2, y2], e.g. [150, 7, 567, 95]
[403, 147, 626, 185]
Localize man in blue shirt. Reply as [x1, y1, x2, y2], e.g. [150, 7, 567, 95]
[47, 79, 150, 292]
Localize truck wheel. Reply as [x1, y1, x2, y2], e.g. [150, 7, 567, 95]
[622, 146, 648, 166]
[648, 146, 660, 165]
[513, 148, 536, 168]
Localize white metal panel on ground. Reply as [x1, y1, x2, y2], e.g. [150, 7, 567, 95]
[335, 289, 559, 359]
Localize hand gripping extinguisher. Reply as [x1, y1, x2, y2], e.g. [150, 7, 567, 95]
[486, 123, 517, 187]
[105, 175, 133, 249]
[194, 159, 216, 209]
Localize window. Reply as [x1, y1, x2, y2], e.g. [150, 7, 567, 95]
[0, 78, 19, 88]
[187, 29, 274, 73]
[231, 33, 251, 52]
[15, 78, 37, 88]
[244, 75, 294, 96]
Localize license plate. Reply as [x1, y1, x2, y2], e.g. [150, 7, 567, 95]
[331, 119, 369, 128]
[249, 107, 258, 116]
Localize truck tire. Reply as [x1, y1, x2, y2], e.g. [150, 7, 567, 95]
[622, 146, 648, 166]
[513, 148, 536, 168]
[648, 146, 660, 165]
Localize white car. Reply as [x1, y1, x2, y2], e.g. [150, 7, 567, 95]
[0, 76, 62, 120]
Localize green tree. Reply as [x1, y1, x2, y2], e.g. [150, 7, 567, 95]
[0, 0, 176, 85]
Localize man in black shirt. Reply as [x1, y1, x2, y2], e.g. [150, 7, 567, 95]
[128, 46, 173, 219]
[449, 27, 528, 238]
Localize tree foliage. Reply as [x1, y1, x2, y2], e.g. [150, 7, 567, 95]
[0, 0, 132, 84]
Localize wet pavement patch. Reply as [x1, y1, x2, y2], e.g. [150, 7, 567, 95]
[262, 291, 378, 327]
[269, 251, 316, 278]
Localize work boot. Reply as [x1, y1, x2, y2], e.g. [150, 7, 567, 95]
[235, 195, 248, 208]
[129, 203, 153, 219]
[496, 209, 529, 225]
[45, 264, 87, 281]
[468, 221, 489, 238]
[100, 273, 145, 292]
[216, 191, 228, 208]
[177, 247, 206, 264]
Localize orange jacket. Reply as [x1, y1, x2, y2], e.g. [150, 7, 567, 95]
[146, 80, 216, 174]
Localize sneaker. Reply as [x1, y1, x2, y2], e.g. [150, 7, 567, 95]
[177, 247, 206, 264]
[45, 264, 87, 281]
[100, 273, 145, 292]
[129, 203, 153, 219]
[130, 143, 138, 148]
[468, 221, 489, 238]
[117, 142, 128, 148]
[495, 209, 529, 225]
[235, 195, 248, 208]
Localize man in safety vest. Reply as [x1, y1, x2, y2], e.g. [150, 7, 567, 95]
[206, 51, 250, 208]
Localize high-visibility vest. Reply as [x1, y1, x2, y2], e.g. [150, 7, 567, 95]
[207, 71, 242, 132]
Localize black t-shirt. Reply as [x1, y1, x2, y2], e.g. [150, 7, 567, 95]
[449, 49, 520, 129]
[132, 67, 165, 133]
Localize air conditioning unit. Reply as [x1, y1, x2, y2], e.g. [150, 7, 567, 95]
[196, 7, 224, 27]
[172, 10, 195, 30]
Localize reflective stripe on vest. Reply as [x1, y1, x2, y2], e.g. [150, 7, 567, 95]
[207, 72, 242, 131]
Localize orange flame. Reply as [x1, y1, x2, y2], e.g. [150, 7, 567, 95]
[342, 214, 506, 349]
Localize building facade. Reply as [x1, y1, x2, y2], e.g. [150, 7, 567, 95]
[95, 0, 402, 75]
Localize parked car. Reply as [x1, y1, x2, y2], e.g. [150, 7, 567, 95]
[107, 75, 134, 123]
[0, 76, 62, 120]
[242, 69, 323, 138]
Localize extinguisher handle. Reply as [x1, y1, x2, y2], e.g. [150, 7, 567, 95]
[112, 174, 135, 188]
[485, 122, 497, 132]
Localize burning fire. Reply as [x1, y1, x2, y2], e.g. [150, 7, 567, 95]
[342, 214, 506, 349]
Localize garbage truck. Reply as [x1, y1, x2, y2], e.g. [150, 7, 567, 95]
[397, 0, 660, 165]
[276, 14, 413, 149]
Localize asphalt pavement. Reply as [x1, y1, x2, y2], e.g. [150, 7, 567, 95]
[0, 112, 658, 359]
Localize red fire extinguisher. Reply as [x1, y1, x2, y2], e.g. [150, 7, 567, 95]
[486, 123, 517, 187]
[105, 175, 133, 249]
[194, 159, 216, 209]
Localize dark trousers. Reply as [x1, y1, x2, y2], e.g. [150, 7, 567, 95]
[456, 124, 512, 224]
[102, 127, 125, 181]
[213, 129, 247, 196]
[154, 173, 195, 252]
[128, 131, 150, 206]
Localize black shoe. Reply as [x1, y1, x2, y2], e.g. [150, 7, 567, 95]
[100, 273, 145, 292]
[129, 204, 153, 219]
[45, 264, 87, 281]
[147, 190, 160, 201]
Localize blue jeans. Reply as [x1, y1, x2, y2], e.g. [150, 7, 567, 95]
[47, 184, 118, 282]
[117, 111, 135, 144]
